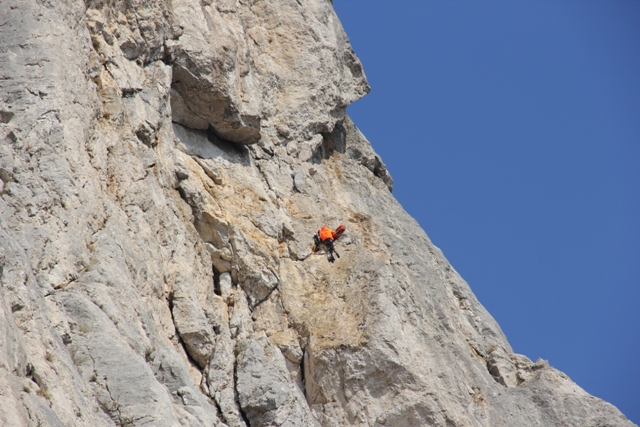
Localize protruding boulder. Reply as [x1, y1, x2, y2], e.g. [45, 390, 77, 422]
[236, 335, 320, 427]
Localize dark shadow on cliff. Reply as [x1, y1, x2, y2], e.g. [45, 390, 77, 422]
[173, 123, 250, 166]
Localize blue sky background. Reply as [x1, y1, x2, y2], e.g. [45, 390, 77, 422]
[334, 1, 639, 423]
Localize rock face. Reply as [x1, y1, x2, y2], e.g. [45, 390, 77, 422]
[0, 1, 634, 426]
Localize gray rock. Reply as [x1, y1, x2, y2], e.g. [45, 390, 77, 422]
[171, 273, 217, 368]
[236, 335, 320, 427]
[0, 0, 634, 426]
[206, 333, 244, 427]
[150, 347, 221, 427]
[219, 272, 233, 301]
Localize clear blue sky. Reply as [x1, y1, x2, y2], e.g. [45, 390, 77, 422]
[334, 1, 640, 423]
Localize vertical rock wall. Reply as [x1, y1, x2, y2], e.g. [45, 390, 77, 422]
[0, 1, 634, 426]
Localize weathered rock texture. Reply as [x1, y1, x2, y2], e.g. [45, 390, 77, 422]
[0, 1, 634, 426]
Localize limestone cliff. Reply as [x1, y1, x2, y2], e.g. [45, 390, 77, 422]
[0, 1, 634, 426]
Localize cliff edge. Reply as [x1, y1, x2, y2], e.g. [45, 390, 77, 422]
[0, 1, 634, 426]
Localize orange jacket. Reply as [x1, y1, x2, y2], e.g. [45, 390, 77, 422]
[318, 226, 335, 242]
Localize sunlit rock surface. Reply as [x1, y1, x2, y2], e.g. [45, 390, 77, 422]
[0, 1, 634, 426]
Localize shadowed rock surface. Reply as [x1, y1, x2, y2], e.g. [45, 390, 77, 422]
[0, 1, 634, 426]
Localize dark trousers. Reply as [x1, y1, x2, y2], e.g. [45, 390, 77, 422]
[321, 239, 337, 261]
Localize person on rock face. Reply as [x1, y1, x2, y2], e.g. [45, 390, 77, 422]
[312, 225, 345, 263]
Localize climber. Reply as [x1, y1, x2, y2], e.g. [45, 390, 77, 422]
[312, 225, 346, 263]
